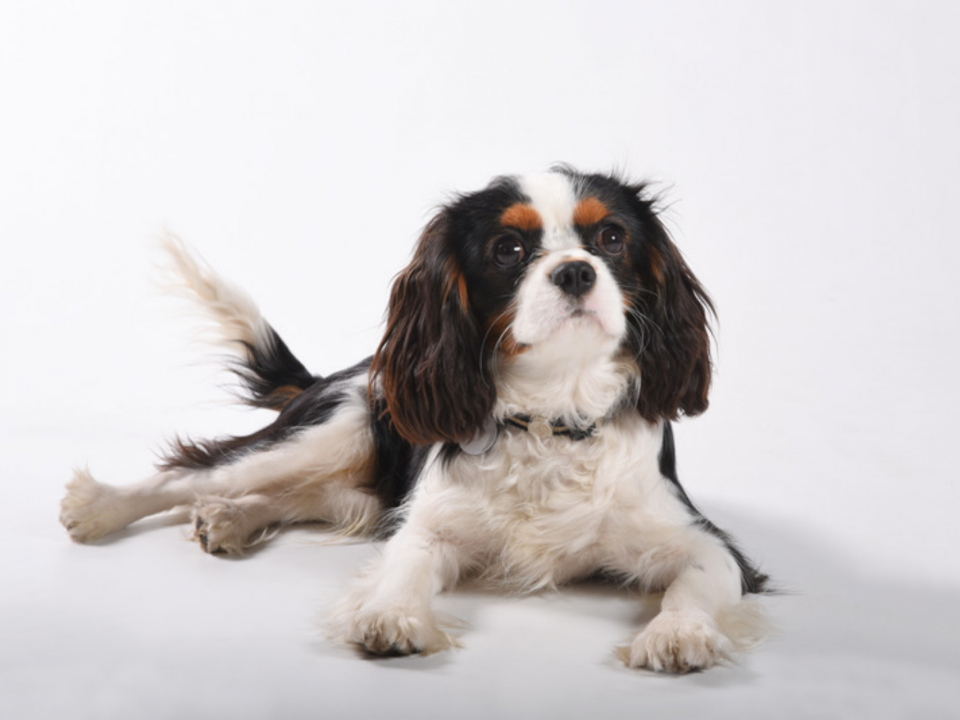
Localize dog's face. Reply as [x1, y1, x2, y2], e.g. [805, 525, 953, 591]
[484, 173, 630, 352]
[372, 168, 713, 445]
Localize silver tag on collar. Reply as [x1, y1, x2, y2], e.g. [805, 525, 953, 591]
[459, 416, 499, 455]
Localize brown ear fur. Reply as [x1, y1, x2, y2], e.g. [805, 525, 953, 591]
[370, 212, 495, 445]
[633, 218, 714, 421]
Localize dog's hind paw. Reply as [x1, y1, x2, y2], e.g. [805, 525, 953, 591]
[191, 497, 266, 556]
[60, 468, 130, 543]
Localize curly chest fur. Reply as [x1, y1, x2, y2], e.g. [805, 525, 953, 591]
[433, 417, 673, 590]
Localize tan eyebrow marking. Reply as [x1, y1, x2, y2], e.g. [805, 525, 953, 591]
[573, 196, 609, 226]
[500, 203, 543, 230]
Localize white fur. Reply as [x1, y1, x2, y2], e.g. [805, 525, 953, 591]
[331, 413, 760, 671]
[511, 248, 627, 347]
[518, 173, 579, 251]
[159, 231, 274, 361]
[494, 333, 637, 425]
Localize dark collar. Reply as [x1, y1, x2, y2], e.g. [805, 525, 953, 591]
[502, 413, 602, 441]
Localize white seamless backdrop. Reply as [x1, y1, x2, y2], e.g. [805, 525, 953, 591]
[2, 2, 958, 718]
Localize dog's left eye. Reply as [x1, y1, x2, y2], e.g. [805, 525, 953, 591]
[597, 225, 626, 257]
[493, 236, 526, 268]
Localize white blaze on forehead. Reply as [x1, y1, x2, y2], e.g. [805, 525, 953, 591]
[518, 173, 579, 251]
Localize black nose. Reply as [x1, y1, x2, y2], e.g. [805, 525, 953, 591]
[550, 261, 596, 298]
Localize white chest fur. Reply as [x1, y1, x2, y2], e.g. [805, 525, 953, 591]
[408, 414, 694, 592]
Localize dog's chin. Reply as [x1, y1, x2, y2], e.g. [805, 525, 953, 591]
[538, 305, 624, 342]
[555, 310, 612, 339]
[515, 308, 626, 362]
[566, 307, 607, 326]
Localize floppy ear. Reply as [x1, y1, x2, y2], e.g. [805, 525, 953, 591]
[370, 211, 495, 445]
[631, 212, 714, 421]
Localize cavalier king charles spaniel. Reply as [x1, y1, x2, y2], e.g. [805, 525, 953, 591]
[61, 167, 769, 673]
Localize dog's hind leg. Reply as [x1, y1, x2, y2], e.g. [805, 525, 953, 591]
[61, 236, 387, 548]
[60, 466, 208, 543]
[61, 396, 384, 552]
[189, 474, 380, 556]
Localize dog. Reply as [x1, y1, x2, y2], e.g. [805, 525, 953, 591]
[60, 166, 769, 673]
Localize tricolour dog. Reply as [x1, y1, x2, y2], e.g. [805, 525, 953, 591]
[61, 167, 769, 672]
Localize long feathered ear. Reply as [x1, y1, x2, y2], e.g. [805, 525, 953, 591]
[370, 211, 495, 445]
[632, 208, 714, 421]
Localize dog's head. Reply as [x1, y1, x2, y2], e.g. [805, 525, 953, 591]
[371, 167, 713, 445]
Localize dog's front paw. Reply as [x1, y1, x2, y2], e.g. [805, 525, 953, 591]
[624, 610, 731, 673]
[346, 607, 459, 657]
[60, 469, 129, 542]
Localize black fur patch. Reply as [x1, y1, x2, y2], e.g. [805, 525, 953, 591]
[234, 322, 318, 410]
[658, 422, 769, 594]
[369, 397, 431, 515]
[159, 358, 371, 471]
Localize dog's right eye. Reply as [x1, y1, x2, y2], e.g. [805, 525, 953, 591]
[493, 236, 525, 268]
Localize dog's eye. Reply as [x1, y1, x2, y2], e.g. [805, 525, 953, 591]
[597, 225, 626, 257]
[493, 236, 525, 268]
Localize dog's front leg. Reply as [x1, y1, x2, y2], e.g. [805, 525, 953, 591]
[626, 537, 743, 673]
[334, 519, 467, 656]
